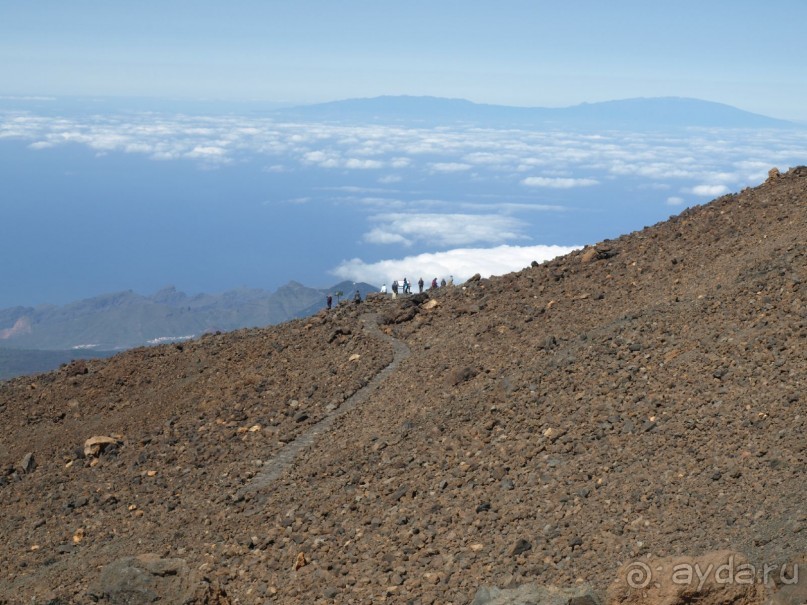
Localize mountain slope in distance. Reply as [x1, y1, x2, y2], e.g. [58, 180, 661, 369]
[0, 281, 378, 354]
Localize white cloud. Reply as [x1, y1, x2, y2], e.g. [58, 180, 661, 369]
[186, 145, 228, 160]
[0, 95, 56, 101]
[331, 244, 581, 286]
[344, 158, 384, 169]
[355, 196, 406, 208]
[464, 151, 519, 167]
[270, 197, 311, 206]
[390, 157, 411, 168]
[378, 174, 402, 184]
[303, 150, 340, 168]
[364, 212, 525, 247]
[363, 228, 411, 245]
[429, 162, 471, 172]
[521, 176, 599, 188]
[458, 201, 568, 213]
[689, 184, 729, 196]
[666, 196, 686, 206]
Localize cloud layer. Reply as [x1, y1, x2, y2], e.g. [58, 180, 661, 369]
[3, 110, 805, 200]
[363, 213, 526, 247]
[331, 244, 581, 287]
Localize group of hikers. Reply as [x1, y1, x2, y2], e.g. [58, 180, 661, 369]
[383, 276, 453, 297]
[325, 275, 454, 310]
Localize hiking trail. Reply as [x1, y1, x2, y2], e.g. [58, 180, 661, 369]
[240, 313, 410, 494]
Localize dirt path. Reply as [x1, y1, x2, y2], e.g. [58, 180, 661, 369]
[240, 313, 410, 494]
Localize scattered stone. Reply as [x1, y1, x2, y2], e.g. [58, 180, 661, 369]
[449, 366, 477, 386]
[581, 246, 617, 263]
[390, 485, 409, 502]
[541, 335, 558, 350]
[324, 586, 339, 599]
[18, 452, 36, 474]
[509, 538, 532, 556]
[327, 327, 352, 343]
[64, 360, 89, 377]
[581, 248, 599, 263]
[83, 436, 120, 458]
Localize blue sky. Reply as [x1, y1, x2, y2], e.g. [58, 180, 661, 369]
[1, 1, 806, 120]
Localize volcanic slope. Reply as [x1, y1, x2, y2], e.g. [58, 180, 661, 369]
[1, 168, 805, 604]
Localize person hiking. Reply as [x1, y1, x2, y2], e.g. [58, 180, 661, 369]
[380, 284, 387, 294]
[326, 294, 332, 310]
[418, 277, 424, 293]
[391, 280, 399, 298]
[440, 278, 447, 287]
[353, 289, 362, 303]
[403, 277, 409, 294]
[431, 278, 438, 289]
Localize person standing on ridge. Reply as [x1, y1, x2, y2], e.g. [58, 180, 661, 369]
[326, 294, 332, 310]
[353, 290, 362, 303]
[418, 277, 424, 293]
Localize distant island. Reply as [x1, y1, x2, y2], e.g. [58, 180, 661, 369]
[272, 95, 799, 129]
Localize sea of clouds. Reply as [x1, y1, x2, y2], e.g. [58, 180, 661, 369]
[2, 108, 806, 288]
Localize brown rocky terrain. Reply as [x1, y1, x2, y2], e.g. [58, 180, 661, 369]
[1, 167, 805, 604]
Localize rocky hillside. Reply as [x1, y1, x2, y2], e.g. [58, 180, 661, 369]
[0, 168, 805, 604]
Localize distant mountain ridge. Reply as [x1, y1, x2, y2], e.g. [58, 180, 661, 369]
[0, 280, 377, 353]
[274, 95, 798, 129]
